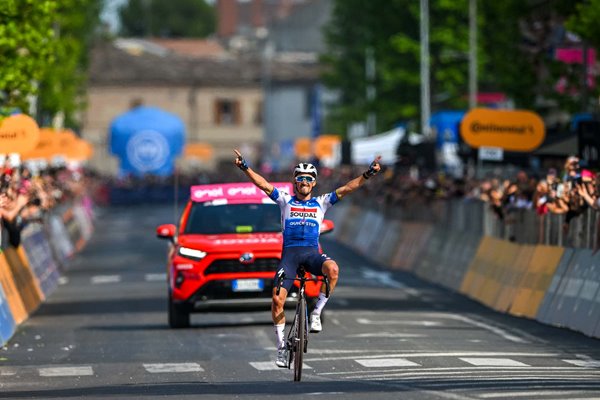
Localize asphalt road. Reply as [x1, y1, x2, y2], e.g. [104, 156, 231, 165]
[1, 205, 600, 400]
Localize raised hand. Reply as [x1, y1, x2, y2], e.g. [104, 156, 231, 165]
[233, 149, 248, 171]
[364, 155, 382, 179]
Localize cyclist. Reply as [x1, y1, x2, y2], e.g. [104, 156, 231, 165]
[233, 149, 381, 367]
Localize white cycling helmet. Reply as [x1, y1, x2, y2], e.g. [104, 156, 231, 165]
[293, 162, 318, 178]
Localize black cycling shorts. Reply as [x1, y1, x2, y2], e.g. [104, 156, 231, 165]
[273, 246, 332, 292]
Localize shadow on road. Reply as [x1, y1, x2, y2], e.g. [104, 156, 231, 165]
[3, 377, 600, 398]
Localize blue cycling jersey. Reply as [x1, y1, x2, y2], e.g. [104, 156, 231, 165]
[269, 188, 339, 248]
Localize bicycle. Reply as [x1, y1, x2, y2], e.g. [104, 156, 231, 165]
[276, 266, 330, 382]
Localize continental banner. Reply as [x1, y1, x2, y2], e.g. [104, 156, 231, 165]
[460, 108, 545, 152]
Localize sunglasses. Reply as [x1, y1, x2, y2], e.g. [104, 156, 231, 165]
[295, 175, 315, 183]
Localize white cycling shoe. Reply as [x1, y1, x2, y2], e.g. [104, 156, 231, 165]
[275, 347, 288, 368]
[310, 313, 322, 333]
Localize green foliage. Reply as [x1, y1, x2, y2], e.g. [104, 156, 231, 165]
[38, 0, 103, 128]
[0, 0, 102, 127]
[119, 0, 215, 38]
[0, 0, 56, 113]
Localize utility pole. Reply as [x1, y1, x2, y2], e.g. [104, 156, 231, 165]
[366, 46, 376, 135]
[469, 0, 477, 109]
[420, 0, 431, 137]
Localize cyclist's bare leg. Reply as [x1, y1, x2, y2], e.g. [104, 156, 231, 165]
[271, 286, 288, 324]
[310, 260, 339, 331]
[272, 287, 289, 366]
[321, 260, 339, 294]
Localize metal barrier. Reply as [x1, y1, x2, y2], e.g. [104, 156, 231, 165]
[361, 197, 600, 250]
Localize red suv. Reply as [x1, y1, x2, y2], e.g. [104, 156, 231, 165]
[156, 182, 334, 328]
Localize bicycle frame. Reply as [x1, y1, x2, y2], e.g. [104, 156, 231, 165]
[275, 267, 329, 382]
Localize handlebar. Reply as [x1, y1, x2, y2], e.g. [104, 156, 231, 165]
[275, 269, 330, 298]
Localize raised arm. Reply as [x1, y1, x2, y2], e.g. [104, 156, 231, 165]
[335, 156, 382, 199]
[233, 149, 274, 195]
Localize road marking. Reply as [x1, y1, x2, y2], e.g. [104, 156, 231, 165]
[356, 358, 420, 368]
[319, 366, 594, 376]
[449, 315, 528, 343]
[335, 371, 600, 381]
[250, 361, 312, 371]
[360, 268, 407, 289]
[305, 352, 558, 362]
[347, 332, 426, 338]
[356, 318, 442, 327]
[39, 366, 94, 377]
[91, 275, 121, 284]
[143, 363, 203, 373]
[460, 358, 529, 367]
[563, 359, 600, 368]
[478, 390, 590, 398]
[144, 273, 166, 282]
[58, 277, 69, 285]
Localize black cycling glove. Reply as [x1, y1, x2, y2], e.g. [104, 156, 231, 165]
[237, 155, 249, 171]
[362, 160, 379, 179]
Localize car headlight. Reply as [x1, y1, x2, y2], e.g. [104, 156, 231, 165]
[178, 246, 207, 260]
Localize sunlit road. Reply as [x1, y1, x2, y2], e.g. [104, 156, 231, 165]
[1, 205, 600, 399]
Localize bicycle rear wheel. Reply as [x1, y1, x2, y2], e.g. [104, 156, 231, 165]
[293, 296, 306, 382]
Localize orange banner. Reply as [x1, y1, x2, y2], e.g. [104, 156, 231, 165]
[0, 114, 40, 154]
[183, 143, 213, 161]
[460, 108, 545, 152]
[294, 138, 312, 159]
[314, 135, 341, 159]
[22, 128, 56, 160]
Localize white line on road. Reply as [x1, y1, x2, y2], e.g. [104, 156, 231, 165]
[143, 363, 203, 373]
[39, 366, 94, 377]
[305, 352, 559, 362]
[356, 318, 442, 327]
[337, 371, 600, 382]
[319, 366, 594, 376]
[356, 358, 421, 368]
[563, 359, 600, 368]
[460, 358, 530, 367]
[360, 268, 409, 290]
[91, 275, 121, 284]
[58, 277, 69, 285]
[144, 273, 166, 282]
[346, 332, 426, 338]
[478, 390, 591, 399]
[249, 361, 312, 371]
[449, 315, 528, 343]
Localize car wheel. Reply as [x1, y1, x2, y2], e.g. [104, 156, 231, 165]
[168, 292, 190, 329]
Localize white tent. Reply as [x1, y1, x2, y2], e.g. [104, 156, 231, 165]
[351, 127, 405, 165]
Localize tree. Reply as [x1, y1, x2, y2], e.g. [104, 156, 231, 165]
[38, 0, 103, 128]
[322, 0, 472, 135]
[0, 0, 102, 127]
[0, 0, 56, 115]
[119, 0, 216, 38]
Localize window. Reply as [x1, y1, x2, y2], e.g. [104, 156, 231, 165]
[214, 98, 241, 125]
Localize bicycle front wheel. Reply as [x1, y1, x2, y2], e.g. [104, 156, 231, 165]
[293, 296, 306, 382]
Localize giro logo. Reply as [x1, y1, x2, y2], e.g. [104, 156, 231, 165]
[126, 130, 170, 172]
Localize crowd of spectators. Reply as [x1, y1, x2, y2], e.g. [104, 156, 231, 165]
[0, 157, 90, 248]
[468, 156, 600, 227]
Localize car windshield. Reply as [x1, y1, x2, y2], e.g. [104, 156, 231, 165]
[184, 203, 281, 234]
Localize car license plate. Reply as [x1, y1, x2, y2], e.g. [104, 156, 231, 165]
[232, 279, 263, 292]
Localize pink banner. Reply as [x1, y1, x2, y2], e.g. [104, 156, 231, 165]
[555, 48, 596, 65]
[190, 182, 294, 203]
